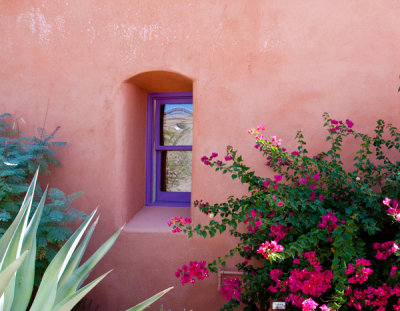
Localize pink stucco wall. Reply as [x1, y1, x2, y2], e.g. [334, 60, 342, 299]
[1, 1, 399, 310]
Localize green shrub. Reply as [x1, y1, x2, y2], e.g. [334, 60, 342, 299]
[0, 113, 85, 280]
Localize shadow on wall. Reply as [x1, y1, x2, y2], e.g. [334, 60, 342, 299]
[118, 71, 193, 223]
[127, 71, 193, 93]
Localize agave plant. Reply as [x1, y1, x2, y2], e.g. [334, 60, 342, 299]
[0, 169, 172, 311]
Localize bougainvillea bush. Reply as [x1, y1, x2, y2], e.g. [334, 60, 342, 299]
[169, 113, 400, 311]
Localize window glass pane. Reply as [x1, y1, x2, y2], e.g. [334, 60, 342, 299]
[160, 104, 193, 146]
[160, 151, 192, 192]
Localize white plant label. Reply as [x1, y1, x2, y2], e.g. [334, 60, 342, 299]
[272, 301, 286, 310]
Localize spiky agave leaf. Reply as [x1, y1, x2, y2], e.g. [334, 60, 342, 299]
[57, 216, 99, 288]
[52, 271, 112, 311]
[0, 170, 38, 268]
[29, 210, 97, 311]
[54, 226, 123, 305]
[0, 172, 38, 311]
[125, 287, 174, 311]
[0, 251, 28, 297]
[10, 189, 47, 311]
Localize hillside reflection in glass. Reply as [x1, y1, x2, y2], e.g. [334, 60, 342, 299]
[160, 104, 193, 192]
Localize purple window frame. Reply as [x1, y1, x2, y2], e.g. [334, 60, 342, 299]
[145, 92, 193, 206]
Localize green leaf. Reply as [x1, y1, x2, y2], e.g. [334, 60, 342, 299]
[0, 171, 39, 311]
[0, 169, 38, 266]
[58, 216, 99, 287]
[11, 189, 47, 311]
[54, 226, 123, 305]
[51, 271, 111, 311]
[30, 210, 97, 311]
[0, 250, 28, 297]
[125, 287, 174, 311]
[47, 227, 72, 243]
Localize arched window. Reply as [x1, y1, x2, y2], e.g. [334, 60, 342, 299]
[146, 92, 192, 206]
[127, 71, 193, 208]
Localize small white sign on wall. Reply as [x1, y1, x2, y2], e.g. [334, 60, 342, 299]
[272, 301, 286, 310]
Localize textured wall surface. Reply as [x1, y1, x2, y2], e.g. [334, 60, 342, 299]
[1, 1, 399, 310]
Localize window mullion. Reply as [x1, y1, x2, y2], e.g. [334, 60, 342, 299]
[155, 145, 192, 151]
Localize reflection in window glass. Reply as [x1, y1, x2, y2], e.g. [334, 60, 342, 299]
[160, 151, 192, 192]
[160, 104, 193, 146]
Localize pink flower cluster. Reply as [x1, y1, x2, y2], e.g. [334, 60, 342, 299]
[302, 298, 318, 311]
[318, 211, 338, 241]
[167, 216, 192, 233]
[286, 294, 304, 308]
[308, 191, 325, 201]
[299, 173, 321, 185]
[288, 253, 333, 297]
[219, 278, 241, 301]
[345, 258, 373, 284]
[175, 261, 209, 285]
[294, 172, 328, 202]
[269, 269, 286, 293]
[274, 174, 283, 183]
[289, 295, 331, 311]
[318, 212, 338, 233]
[330, 118, 354, 133]
[200, 152, 218, 165]
[270, 136, 282, 148]
[391, 265, 398, 277]
[244, 209, 262, 233]
[225, 155, 232, 161]
[201, 152, 220, 166]
[257, 240, 284, 259]
[265, 155, 290, 166]
[373, 240, 399, 260]
[383, 197, 400, 221]
[269, 223, 287, 242]
[270, 252, 333, 309]
[248, 123, 266, 135]
[249, 124, 286, 154]
[345, 284, 400, 310]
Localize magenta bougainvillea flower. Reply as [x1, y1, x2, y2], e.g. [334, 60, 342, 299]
[302, 298, 318, 311]
[257, 240, 284, 259]
[175, 261, 209, 285]
[219, 277, 241, 301]
[346, 258, 374, 284]
[167, 216, 192, 233]
[257, 123, 266, 131]
[345, 119, 354, 128]
[384, 198, 400, 221]
[391, 265, 398, 277]
[374, 241, 399, 260]
[318, 211, 338, 234]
